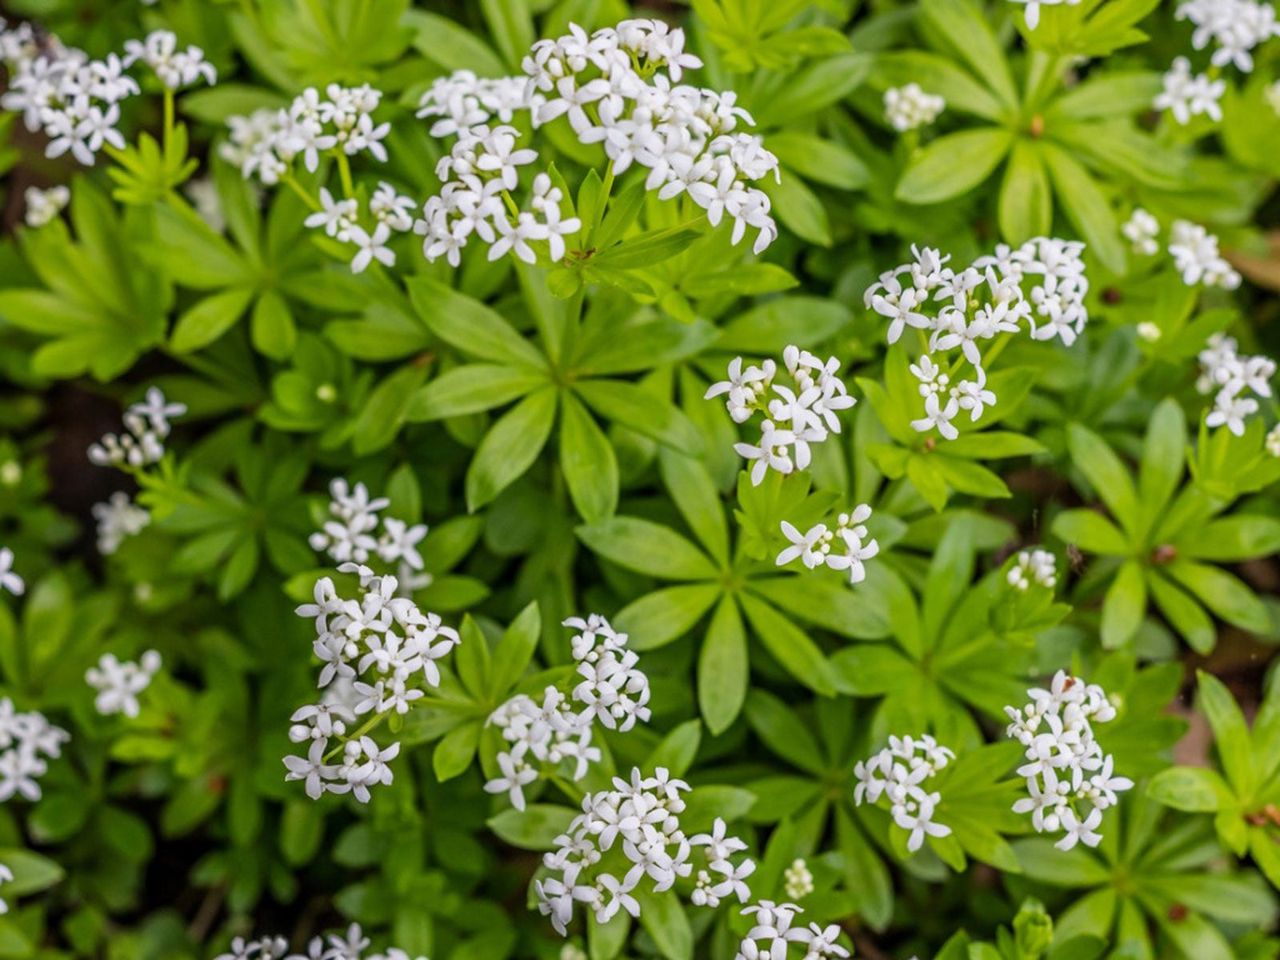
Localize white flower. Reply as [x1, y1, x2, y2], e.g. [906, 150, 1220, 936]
[22, 185, 69, 228]
[304, 187, 359, 239]
[128, 386, 186, 438]
[1176, 0, 1279, 73]
[535, 765, 720, 936]
[854, 735, 954, 853]
[883, 83, 945, 131]
[1122, 208, 1160, 256]
[370, 182, 416, 232]
[1169, 220, 1241, 289]
[783, 859, 814, 900]
[911, 391, 960, 440]
[1155, 57, 1225, 124]
[1266, 424, 1280, 457]
[0, 698, 69, 801]
[85, 650, 161, 717]
[1137, 321, 1162, 343]
[0, 862, 12, 914]
[349, 222, 395, 273]
[0, 549, 23, 596]
[484, 750, 539, 810]
[284, 566, 459, 802]
[1006, 672, 1129, 848]
[1197, 333, 1273, 434]
[123, 30, 216, 89]
[1007, 548, 1057, 590]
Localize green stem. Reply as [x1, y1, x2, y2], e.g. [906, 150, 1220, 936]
[163, 89, 175, 155]
[335, 151, 355, 199]
[281, 174, 323, 212]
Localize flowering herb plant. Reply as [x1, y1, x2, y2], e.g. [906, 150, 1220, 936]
[0, 0, 1278, 959]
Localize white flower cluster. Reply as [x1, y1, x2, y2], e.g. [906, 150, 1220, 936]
[883, 83, 945, 132]
[0, 26, 134, 165]
[853, 734, 954, 853]
[1005, 671, 1132, 851]
[867, 239, 1088, 440]
[87, 386, 186, 469]
[86, 650, 161, 718]
[416, 70, 539, 137]
[1198, 333, 1276, 436]
[522, 20, 780, 253]
[22, 185, 69, 228]
[1121, 207, 1159, 256]
[1011, 0, 1081, 29]
[706, 346, 856, 485]
[415, 133, 581, 267]
[221, 84, 389, 186]
[304, 182, 417, 273]
[0, 548, 22, 597]
[1154, 57, 1225, 125]
[0, 697, 69, 802]
[284, 563, 460, 802]
[0, 862, 11, 914]
[775, 504, 879, 586]
[214, 923, 424, 960]
[783, 859, 814, 900]
[309, 478, 429, 592]
[122, 30, 216, 90]
[0, 22, 215, 166]
[535, 769, 753, 936]
[733, 902, 849, 960]
[485, 614, 650, 811]
[92, 492, 151, 555]
[1175, 0, 1278, 72]
[1123, 209, 1242, 290]
[1007, 549, 1057, 590]
[1268, 423, 1280, 457]
[1169, 219, 1241, 290]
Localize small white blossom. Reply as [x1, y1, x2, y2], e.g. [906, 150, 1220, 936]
[1007, 548, 1057, 590]
[1122, 208, 1160, 256]
[122, 30, 216, 89]
[85, 650, 161, 718]
[1197, 333, 1274, 436]
[0, 697, 69, 801]
[854, 734, 955, 853]
[1006, 671, 1131, 849]
[22, 185, 69, 227]
[1154, 57, 1225, 124]
[883, 84, 945, 131]
[1011, 0, 1081, 29]
[0, 549, 23, 597]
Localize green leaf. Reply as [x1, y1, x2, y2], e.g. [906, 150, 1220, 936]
[487, 804, 576, 850]
[479, 0, 533, 68]
[433, 721, 481, 782]
[699, 597, 749, 734]
[488, 601, 542, 699]
[1147, 766, 1232, 812]
[1148, 571, 1216, 654]
[999, 141, 1052, 244]
[1066, 423, 1137, 535]
[170, 288, 255, 353]
[768, 131, 869, 190]
[1100, 559, 1146, 649]
[920, 0, 1019, 107]
[0, 848, 64, 896]
[1168, 560, 1271, 635]
[1136, 398, 1186, 538]
[1052, 509, 1128, 555]
[745, 690, 826, 776]
[408, 365, 545, 420]
[574, 381, 703, 456]
[559, 391, 619, 524]
[577, 517, 717, 581]
[738, 593, 837, 697]
[465, 387, 558, 511]
[1196, 670, 1256, 798]
[1180, 516, 1280, 562]
[352, 363, 428, 455]
[635, 888, 692, 960]
[646, 720, 702, 778]
[659, 450, 729, 567]
[896, 128, 1013, 205]
[1041, 142, 1126, 273]
[614, 585, 719, 651]
[407, 277, 545, 369]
